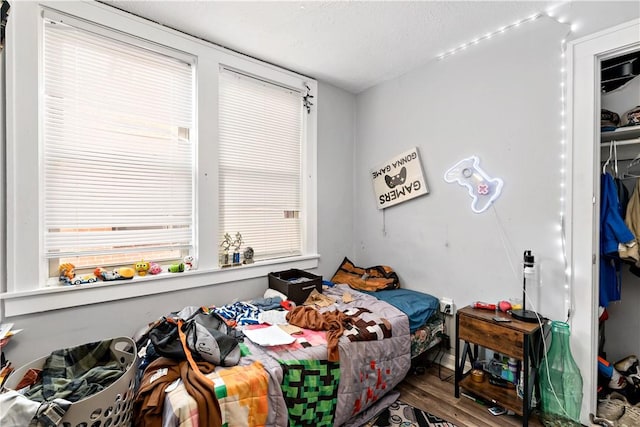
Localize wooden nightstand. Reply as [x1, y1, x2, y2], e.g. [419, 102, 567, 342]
[454, 306, 547, 426]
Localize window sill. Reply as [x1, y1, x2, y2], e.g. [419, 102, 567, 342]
[1, 255, 320, 317]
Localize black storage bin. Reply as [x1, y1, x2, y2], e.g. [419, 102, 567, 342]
[268, 269, 322, 305]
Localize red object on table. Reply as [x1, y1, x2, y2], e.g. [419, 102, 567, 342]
[498, 300, 512, 312]
[472, 301, 497, 310]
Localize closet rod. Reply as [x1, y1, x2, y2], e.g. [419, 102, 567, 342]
[600, 137, 640, 147]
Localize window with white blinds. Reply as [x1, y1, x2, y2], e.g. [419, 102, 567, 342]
[43, 18, 194, 264]
[219, 69, 303, 261]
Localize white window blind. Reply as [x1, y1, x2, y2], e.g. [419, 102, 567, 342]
[43, 19, 194, 259]
[219, 69, 303, 261]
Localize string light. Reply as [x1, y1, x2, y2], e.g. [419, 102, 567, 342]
[437, 8, 575, 319]
[437, 12, 543, 60]
[557, 33, 573, 319]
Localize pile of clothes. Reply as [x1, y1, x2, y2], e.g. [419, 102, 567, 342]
[0, 339, 129, 426]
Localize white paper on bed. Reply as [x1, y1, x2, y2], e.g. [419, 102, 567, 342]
[243, 325, 296, 346]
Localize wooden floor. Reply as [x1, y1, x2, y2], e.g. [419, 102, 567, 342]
[396, 362, 545, 427]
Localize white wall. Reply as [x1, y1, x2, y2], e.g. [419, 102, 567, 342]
[354, 16, 567, 320]
[353, 4, 638, 424]
[2, 82, 356, 368]
[352, 1, 638, 325]
[317, 82, 356, 278]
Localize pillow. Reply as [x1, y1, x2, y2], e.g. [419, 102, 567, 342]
[363, 288, 439, 333]
[331, 257, 400, 292]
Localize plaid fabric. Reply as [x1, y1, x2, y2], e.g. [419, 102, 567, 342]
[24, 339, 125, 403]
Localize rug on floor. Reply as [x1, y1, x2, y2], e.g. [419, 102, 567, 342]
[367, 399, 459, 427]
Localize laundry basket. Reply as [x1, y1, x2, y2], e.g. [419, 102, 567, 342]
[4, 336, 138, 427]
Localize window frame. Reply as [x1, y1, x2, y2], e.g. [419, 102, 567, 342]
[1, 1, 318, 317]
[218, 66, 307, 262]
[41, 9, 197, 276]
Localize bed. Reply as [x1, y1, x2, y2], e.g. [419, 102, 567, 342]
[356, 287, 443, 361]
[136, 283, 443, 427]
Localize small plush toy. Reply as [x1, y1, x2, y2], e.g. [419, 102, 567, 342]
[148, 262, 162, 275]
[59, 263, 76, 281]
[118, 267, 136, 279]
[94, 266, 135, 281]
[184, 255, 195, 270]
[94, 267, 107, 279]
[135, 260, 150, 276]
[168, 263, 185, 273]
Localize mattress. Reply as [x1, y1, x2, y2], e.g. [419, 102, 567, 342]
[359, 287, 443, 358]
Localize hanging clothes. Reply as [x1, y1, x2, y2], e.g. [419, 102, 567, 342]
[600, 172, 636, 307]
[625, 178, 640, 241]
[625, 178, 640, 277]
[616, 177, 630, 214]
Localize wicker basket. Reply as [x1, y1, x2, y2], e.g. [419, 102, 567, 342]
[4, 337, 138, 427]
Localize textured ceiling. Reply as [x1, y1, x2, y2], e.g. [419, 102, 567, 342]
[104, 1, 633, 94]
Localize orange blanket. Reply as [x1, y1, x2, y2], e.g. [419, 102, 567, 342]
[331, 257, 400, 292]
[286, 306, 348, 362]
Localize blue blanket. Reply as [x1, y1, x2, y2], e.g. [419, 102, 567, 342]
[362, 289, 439, 333]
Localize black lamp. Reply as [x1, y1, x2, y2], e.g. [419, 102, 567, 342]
[511, 250, 540, 323]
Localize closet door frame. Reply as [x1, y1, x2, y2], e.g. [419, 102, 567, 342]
[567, 18, 639, 425]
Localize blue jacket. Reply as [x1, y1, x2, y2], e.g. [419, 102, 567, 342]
[600, 173, 635, 307]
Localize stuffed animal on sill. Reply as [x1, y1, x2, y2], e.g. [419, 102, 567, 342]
[58, 263, 76, 282]
[94, 266, 135, 281]
[168, 263, 185, 273]
[148, 262, 162, 275]
[184, 255, 196, 270]
[135, 260, 150, 276]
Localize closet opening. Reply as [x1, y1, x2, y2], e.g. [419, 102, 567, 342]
[566, 19, 640, 424]
[596, 45, 640, 413]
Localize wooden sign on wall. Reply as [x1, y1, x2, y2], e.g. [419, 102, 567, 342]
[371, 147, 429, 209]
